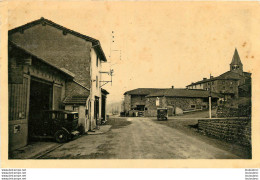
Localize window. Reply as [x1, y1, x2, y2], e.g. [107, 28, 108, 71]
[52, 113, 56, 119]
[190, 105, 196, 109]
[212, 81, 214, 85]
[156, 97, 160, 106]
[73, 106, 79, 112]
[96, 76, 98, 88]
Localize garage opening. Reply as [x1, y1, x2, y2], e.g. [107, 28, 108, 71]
[28, 77, 52, 141]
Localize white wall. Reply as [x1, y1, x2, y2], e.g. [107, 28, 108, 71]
[89, 47, 102, 129]
[65, 105, 87, 131]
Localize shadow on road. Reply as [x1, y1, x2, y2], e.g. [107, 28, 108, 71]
[106, 118, 132, 129]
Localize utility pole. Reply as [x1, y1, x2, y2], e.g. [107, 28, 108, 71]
[209, 74, 212, 119]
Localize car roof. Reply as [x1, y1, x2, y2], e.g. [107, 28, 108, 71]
[43, 110, 78, 114]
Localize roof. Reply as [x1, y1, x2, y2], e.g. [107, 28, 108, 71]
[243, 71, 252, 78]
[147, 89, 221, 98]
[65, 80, 90, 101]
[43, 110, 78, 114]
[9, 17, 107, 62]
[73, 80, 90, 91]
[9, 40, 74, 79]
[218, 71, 243, 79]
[187, 71, 242, 87]
[101, 88, 109, 95]
[124, 88, 168, 95]
[63, 96, 89, 105]
[230, 48, 242, 65]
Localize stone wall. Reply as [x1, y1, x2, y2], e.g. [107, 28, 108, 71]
[216, 105, 251, 118]
[144, 96, 210, 116]
[131, 95, 146, 108]
[144, 97, 165, 117]
[165, 97, 209, 111]
[124, 94, 131, 112]
[198, 118, 251, 146]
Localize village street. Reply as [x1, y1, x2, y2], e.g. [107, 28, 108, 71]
[39, 114, 249, 159]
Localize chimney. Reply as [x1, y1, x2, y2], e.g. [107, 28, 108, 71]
[210, 75, 213, 79]
[203, 78, 207, 80]
[171, 86, 174, 89]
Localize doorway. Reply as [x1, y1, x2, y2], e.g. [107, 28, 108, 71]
[28, 78, 52, 140]
[94, 96, 99, 126]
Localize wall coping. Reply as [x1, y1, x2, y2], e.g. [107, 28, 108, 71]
[198, 117, 251, 121]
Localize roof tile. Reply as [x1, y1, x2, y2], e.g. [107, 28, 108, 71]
[63, 96, 88, 105]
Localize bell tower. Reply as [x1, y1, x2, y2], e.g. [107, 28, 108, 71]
[230, 48, 243, 75]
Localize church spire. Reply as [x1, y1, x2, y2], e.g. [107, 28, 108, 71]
[230, 48, 243, 74]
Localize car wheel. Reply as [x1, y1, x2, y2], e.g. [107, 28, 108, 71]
[54, 130, 68, 143]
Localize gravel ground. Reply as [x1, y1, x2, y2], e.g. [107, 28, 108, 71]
[40, 115, 249, 159]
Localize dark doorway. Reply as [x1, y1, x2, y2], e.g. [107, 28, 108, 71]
[101, 95, 106, 122]
[28, 78, 52, 140]
[94, 96, 99, 126]
[136, 105, 145, 111]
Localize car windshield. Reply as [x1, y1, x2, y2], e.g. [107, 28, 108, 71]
[66, 113, 78, 121]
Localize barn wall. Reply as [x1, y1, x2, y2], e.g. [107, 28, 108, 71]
[9, 49, 69, 151]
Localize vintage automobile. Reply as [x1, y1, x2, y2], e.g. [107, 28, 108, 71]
[29, 110, 80, 143]
[157, 108, 168, 121]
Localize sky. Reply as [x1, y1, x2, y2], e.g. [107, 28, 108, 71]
[6, 1, 260, 103]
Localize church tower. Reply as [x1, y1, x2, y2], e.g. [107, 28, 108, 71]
[230, 48, 243, 75]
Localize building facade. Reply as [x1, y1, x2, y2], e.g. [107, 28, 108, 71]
[186, 49, 251, 100]
[123, 88, 167, 116]
[8, 18, 109, 150]
[145, 88, 219, 117]
[123, 88, 220, 117]
[8, 42, 74, 151]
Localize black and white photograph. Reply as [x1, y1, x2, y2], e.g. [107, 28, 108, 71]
[1, 1, 260, 169]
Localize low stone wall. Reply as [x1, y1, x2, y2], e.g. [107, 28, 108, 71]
[198, 118, 251, 146]
[217, 105, 251, 117]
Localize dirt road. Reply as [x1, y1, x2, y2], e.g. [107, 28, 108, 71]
[40, 117, 240, 159]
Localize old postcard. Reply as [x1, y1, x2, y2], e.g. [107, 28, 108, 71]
[1, 0, 260, 168]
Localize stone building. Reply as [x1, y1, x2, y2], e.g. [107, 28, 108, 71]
[8, 18, 109, 150]
[123, 88, 220, 117]
[186, 49, 251, 100]
[8, 41, 74, 150]
[123, 88, 167, 116]
[145, 88, 220, 117]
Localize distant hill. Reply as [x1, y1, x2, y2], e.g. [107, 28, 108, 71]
[107, 101, 123, 115]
